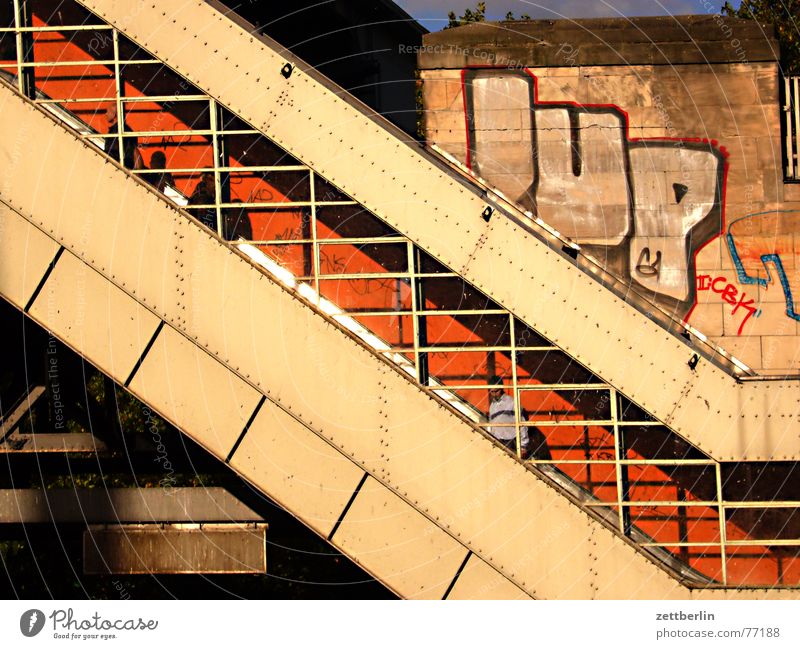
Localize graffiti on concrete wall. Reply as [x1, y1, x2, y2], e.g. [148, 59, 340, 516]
[462, 68, 726, 317]
[727, 210, 800, 324]
[695, 274, 759, 336]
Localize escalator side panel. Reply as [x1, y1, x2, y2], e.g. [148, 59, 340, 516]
[446, 554, 532, 600]
[0, 201, 498, 600]
[0, 204, 61, 308]
[331, 476, 470, 600]
[230, 400, 367, 540]
[129, 325, 263, 459]
[0, 88, 186, 319]
[28, 249, 161, 381]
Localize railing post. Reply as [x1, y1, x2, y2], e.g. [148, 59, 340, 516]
[111, 29, 124, 166]
[216, 101, 231, 238]
[412, 247, 429, 385]
[509, 315, 522, 459]
[715, 462, 728, 585]
[785, 75, 800, 181]
[611, 390, 630, 536]
[12, 0, 34, 99]
[209, 98, 224, 238]
[793, 77, 799, 181]
[310, 171, 320, 300]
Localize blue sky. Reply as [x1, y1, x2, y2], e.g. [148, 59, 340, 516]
[394, 0, 743, 31]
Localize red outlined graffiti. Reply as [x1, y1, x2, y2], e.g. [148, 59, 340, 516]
[696, 274, 759, 336]
[460, 67, 730, 323]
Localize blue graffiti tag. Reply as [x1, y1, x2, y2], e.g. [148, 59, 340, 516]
[726, 210, 800, 321]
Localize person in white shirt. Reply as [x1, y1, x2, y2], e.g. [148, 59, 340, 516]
[487, 375, 529, 457]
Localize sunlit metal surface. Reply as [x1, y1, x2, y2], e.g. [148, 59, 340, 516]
[0, 0, 799, 590]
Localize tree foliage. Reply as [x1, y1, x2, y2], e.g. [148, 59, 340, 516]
[505, 11, 532, 21]
[446, 2, 530, 29]
[447, 1, 486, 28]
[722, 0, 800, 72]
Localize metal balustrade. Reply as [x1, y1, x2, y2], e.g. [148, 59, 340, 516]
[1, 0, 799, 588]
[785, 75, 800, 181]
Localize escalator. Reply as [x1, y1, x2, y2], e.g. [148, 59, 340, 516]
[69, 0, 800, 465]
[0, 0, 799, 596]
[2, 76, 696, 599]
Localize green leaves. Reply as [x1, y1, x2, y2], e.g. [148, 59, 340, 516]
[505, 10, 531, 21]
[722, 0, 800, 73]
[446, 2, 486, 29]
[445, 2, 532, 29]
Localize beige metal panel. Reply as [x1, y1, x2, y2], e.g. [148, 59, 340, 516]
[445, 554, 532, 600]
[83, 524, 267, 574]
[229, 399, 366, 539]
[671, 377, 800, 461]
[28, 250, 161, 384]
[0, 83, 186, 321]
[73, 0, 800, 462]
[731, 383, 800, 461]
[586, 527, 687, 600]
[332, 476, 469, 600]
[690, 587, 800, 601]
[424, 451, 686, 599]
[0, 204, 60, 309]
[129, 324, 262, 459]
[174, 243, 391, 436]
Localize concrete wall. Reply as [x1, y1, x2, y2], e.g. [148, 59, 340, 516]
[419, 17, 800, 375]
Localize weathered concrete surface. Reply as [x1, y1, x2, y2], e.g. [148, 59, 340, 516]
[419, 16, 778, 69]
[420, 17, 800, 375]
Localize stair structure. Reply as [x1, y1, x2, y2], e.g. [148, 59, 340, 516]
[0, 0, 798, 596]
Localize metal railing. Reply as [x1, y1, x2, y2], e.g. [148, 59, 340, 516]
[2, 0, 800, 588]
[785, 75, 800, 180]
